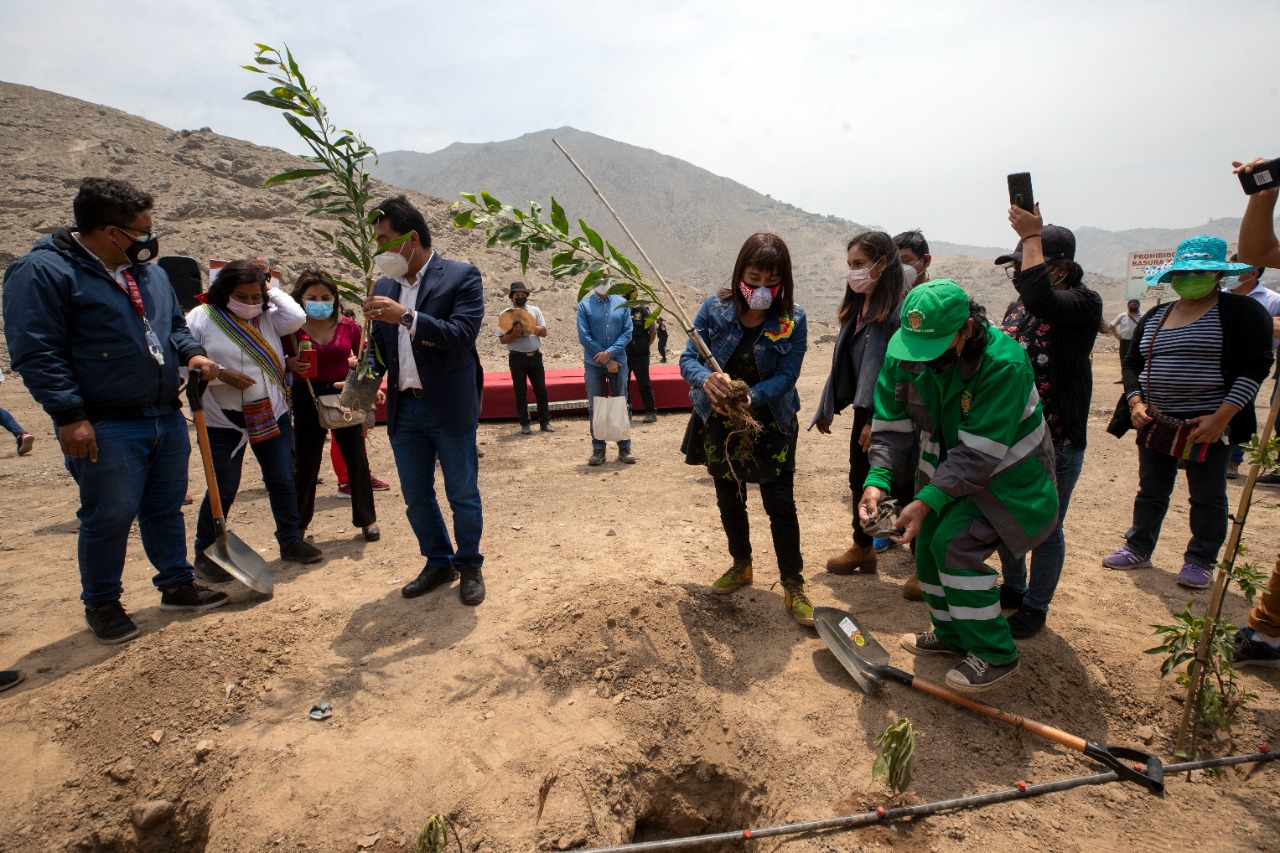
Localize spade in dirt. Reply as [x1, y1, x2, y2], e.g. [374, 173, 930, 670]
[813, 606, 1163, 793]
[186, 380, 273, 594]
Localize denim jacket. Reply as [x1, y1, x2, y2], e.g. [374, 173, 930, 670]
[679, 295, 808, 432]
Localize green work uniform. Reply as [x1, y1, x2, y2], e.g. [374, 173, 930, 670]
[865, 324, 1058, 665]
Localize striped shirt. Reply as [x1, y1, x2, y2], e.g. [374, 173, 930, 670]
[1138, 304, 1260, 414]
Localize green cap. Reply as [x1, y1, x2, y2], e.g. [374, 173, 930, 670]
[886, 280, 970, 362]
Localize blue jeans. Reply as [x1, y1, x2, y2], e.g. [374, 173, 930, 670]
[64, 411, 194, 606]
[584, 362, 631, 451]
[194, 414, 302, 553]
[389, 393, 483, 570]
[1125, 441, 1230, 569]
[0, 407, 25, 439]
[998, 444, 1086, 615]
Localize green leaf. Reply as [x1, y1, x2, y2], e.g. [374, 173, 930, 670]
[579, 219, 605, 254]
[283, 112, 325, 146]
[550, 197, 569, 234]
[550, 249, 577, 269]
[520, 244, 530, 272]
[262, 167, 330, 186]
[480, 191, 502, 212]
[460, 192, 478, 206]
[243, 90, 299, 112]
[453, 210, 476, 229]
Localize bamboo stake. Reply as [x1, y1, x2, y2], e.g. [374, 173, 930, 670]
[551, 138, 723, 374]
[1176, 387, 1280, 753]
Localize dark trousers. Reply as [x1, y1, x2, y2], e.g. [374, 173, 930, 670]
[626, 349, 657, 414]
[1126, 441, 1231, 569]
[712, 470, 803, 583]
[657, 334, 668, 362]
[293, 381, 376, 531]
[1118, 338, 1131, 368]
[195, 412, 302, 553]
[508, 350, 550, 426]
[849, 408, 916, 545]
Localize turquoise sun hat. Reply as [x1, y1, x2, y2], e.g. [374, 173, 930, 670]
[886, 279, 971, 362]
[1143, 235, 1255, 286]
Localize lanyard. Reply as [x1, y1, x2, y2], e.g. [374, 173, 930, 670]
[119, 269, 147, 319]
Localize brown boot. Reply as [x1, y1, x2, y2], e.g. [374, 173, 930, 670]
[902, 574, 924, 601]
[826, 543, 877, 575]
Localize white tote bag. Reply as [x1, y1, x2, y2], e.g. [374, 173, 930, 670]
[591, 393, 632, 443]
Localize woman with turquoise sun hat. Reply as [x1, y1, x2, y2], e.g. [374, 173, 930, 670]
[1103, 235, 1273, 588]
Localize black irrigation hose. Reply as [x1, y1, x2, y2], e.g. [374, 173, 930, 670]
[576, 750, 1280, 852]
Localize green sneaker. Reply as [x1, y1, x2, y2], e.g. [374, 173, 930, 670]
[712, 560, 753, 595]
[782, 580, 814, 627]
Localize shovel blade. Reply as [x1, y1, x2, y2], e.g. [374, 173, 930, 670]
[207, 533, 273, 595]
[814, 606, 891, 694]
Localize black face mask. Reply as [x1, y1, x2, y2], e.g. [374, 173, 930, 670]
[114, 227, 160, 264]
[513, 296, 528, 307]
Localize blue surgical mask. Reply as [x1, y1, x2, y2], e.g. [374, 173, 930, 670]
[305, 300, 335, 319]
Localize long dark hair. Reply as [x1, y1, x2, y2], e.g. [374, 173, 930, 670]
[290, 267, 343, 323]
[207, 259, 268, 309]
[717, 232, 795, 318]
[838, 231, 905, 326]
[961, 298, 990, 360]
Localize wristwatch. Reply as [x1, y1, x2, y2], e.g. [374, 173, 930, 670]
[401, 311, 415, 328]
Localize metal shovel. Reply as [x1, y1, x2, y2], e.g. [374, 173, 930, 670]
[814, 606, 1163, 793]
[186, 380, 273, 594]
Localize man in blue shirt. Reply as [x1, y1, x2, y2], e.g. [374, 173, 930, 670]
[577, 284, 634, 466]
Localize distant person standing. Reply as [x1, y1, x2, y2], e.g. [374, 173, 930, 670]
[0, 368, 34, 456]
[626, 295, 658, 423]
[497, 281, 554, 435]
[1110, 300, 1142, 382]
[894, 230, 932, 290]
[656, 316, 670, 363]
[577, 283, 634, 465]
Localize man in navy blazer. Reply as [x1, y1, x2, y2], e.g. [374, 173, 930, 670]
[362, 196, 486, 605]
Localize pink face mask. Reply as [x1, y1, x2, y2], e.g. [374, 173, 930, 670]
[846, 267, 877, 294]
[228, 297, 264, 320]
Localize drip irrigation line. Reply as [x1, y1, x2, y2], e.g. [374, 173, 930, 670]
[575, 750, 1278, 852]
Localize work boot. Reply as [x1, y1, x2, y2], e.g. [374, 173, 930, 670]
[711, 560, 752, 595]
[588, 449, 606, 466]
[826, 542, 877, 575]
[642, 412, 657, 423]
[618, 448, 637, 464]
[902, 574, 924, 601]
[781, 579, 814, 627]
[945, 653, 1020, 693]
[459, 568, 485, 606]
[539, 421, 556, 432]
[520, 423, 532, 435]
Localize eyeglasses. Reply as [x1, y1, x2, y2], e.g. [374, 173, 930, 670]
[114, 224, 156, 240]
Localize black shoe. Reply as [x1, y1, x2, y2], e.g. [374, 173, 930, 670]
[402, 565, 458, 598]
[1008, 606, 1047, 639]
[281, 539, 323, 564]
[539, 422, 556, 433]
[0, 670, 24, 693]
[999, 584, 1025, 611]
[193, 550, 234, 584]
[459, 568, 486, 606]
[16, 433, 34, 455]
[159, 582, 230, 612]
[85, 601, 141, 644]
[1257, 471, 1280, 485]
[520, 423, 532, 435]
[618, 448, 637, 464]
[642, 412, 657, 423]
[588, 449, 606, 466]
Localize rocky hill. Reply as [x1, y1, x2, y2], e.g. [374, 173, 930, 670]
[0, 82, 705, 370]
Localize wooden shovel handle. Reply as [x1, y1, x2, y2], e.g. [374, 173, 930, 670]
[190, 409, 226, 525]
[911, 676, 1088, 753]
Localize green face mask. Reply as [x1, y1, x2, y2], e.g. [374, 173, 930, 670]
[1171, 272, 1218, 300]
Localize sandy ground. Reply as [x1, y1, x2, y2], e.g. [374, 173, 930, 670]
[0, 340, 1278, 852]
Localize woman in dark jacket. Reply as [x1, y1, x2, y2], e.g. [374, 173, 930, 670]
[680, 232, 811, 626]
[811, 231, 908, 576]
[1103, 236, 1273, 589]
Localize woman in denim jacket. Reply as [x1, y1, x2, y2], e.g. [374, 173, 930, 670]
[680, 232, 812, 626]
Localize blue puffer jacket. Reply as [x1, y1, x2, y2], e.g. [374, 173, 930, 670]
[2, 229, 206, 424]
[679, 295, 808, 431]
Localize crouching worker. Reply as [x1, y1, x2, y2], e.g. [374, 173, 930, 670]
[858, 281, 1057, 692]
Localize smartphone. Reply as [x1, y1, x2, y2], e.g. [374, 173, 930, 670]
[1239, 158, 1280, 195]
[1008, 172, 1035, 212]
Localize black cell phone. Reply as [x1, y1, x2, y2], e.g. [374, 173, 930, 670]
[1239, 158, 1280, 195]
[1008, 172, 1035, 212]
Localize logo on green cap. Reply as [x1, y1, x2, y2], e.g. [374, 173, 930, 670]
[906, 308, 926, 331]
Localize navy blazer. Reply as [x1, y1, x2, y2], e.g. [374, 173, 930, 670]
[368, 252, 485, 436]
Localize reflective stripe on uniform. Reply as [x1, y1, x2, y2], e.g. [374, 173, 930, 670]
[927, 605, 953, 622]
[939, 571, 999, 591]
[919, 581, 946, 597]
[949, 602, 1003, 621]
[872, 417, 915, 433]
[993, 420, 1047, 475]
[958, 430, 1009, 459]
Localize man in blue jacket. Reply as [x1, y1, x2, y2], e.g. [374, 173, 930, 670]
[2, 178, 224, 645]
[361, 196, 487, 606]
[577, 284, 634, 466]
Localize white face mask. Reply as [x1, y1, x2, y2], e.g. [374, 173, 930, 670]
[902, 264, 918, 289]
[375, 245, 411, 279]
[228, 297, 264, 320]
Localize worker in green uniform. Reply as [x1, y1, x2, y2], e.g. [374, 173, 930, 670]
[858, 280, 1058, 693]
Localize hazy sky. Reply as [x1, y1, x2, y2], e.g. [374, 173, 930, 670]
[2, 1, 1276, 247]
